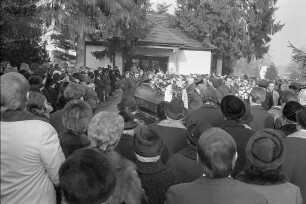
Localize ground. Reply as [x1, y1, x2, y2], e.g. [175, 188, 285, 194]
[94, 89, 122, 114]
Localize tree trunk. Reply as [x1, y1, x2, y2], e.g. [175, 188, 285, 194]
[112, 53, 116, 69]
[76, 28, 85, 69]
[216, 56, 223, 76]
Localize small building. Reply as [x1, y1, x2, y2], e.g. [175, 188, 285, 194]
[85, 15, 213, 74]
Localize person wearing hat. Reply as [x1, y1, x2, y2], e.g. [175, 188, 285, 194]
[276, 101, 305, 137]
[282, 109, 306, 202]
[165, 128, 267, 204]
[236, 129, 303, 204]
[115, 110, 139, 161]
[59, 148, 117, 204]
[50, 82, 86, 134]
[133, 125, 180, 204]
[166, 121, 212, 183]
[155, 97, 188, 160]
[219, 95, 256, 178]
[88, 111, 146, 204]
[249, 87, 274, 131]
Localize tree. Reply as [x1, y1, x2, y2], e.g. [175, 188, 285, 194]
[44, 0, 150, 68]
[288, 42, 306, 79]
[156, 2, 172, 14]
[265, 63, 278, 80]
[175, 0, 283, 75]
[0, 0, 49, 67]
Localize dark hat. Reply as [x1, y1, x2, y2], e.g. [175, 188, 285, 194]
[296, 109, 306, 129]
[164, 98, 187, 120]
[133, 125, 164, 157]
[283, 101, 305, 122]
[117, 96, 138, 112]
[29, 75, 44, 88]
[257, 79, 269, 88]
[187, 121, 212, 146]
[59, 148, 116, 204]
[241, 101, 254, 124]
[220, 95, 246, 120]
[246, 129, 285, 171]
[118, 111, 138, 130]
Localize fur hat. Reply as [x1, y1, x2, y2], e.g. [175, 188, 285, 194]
[59, 148, 116, 204]
[246, 129, 285, 171]
[88, 111, 124, 151]
[133, 125, 164, 157]
[187, 121, 212, 146]
[118, 111, 138, 130]
[117, 96, 138, 112]
[282, 101, 305, 122]
[164, 98, 186, 120]
[220, 95, 246, 120]
[64, 82, 86, 100]
[296, 109, 306, 129]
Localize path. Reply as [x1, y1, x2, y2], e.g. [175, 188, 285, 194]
[94, 89, 122, 114]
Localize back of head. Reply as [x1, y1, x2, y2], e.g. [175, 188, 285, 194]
[250, 87, 266, 103]
[1, 72, 30, 113]
[220, 95, 246, 121]
[197, 128, 236, 178]
[88, 111, 124, 151]
[62, 100, 93, 134]
[187, 121, 212, 146]
[64, 82, 86, 101]
[281, 90, 298, 104]
[59, 148, 117, 204]
[27, 91, 46, 112]
[296, 109, 306, 129]
[298, 89, 306, 105]
[117, 96, 137, 112]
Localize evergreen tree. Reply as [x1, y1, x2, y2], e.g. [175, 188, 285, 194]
[265, 63, 278, 80]
[175, 0, 283, 75]
[0, 0, 49, 67]
[155, 2, 172, 14]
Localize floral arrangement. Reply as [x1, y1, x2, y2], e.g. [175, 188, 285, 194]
[235, 81, 256, 101]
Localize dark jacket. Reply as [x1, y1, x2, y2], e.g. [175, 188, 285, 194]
[249, 105, 274, 132]
[59, 131, 91, 157]
[236, 169, 303, 204]
[220, 120, 255, 178]
[187, 88, 203, 110]
[94, 76, 104, 101]
[155, 121, 188, 161]
[185, 102, 224, 127]
[50, 109, 64, 134]
[135, 159, 180, 204]
[121, 77, 142, 97]
[165, 176, 268, 204]
[166, 145, 202, 183]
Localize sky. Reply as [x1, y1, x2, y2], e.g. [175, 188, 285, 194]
[150, 0, 306, 67]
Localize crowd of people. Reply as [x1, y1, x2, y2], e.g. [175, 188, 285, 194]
[1, 60, 306, 204]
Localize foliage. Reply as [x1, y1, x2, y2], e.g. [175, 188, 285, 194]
[175, 0, 283, 73]
[288, 42, 306, 71]
[155, 2, 172, 14]
[265, 63, 278, 80]
[0, 0, 49, 67]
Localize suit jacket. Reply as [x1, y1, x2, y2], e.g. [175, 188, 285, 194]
[220, 120, 255, 178]
[188, 88, 203, 110]
[249, 105, 274, 131]
[166, 145, 202, 183]
[281, 130, 306, 203]
[165, 177, 268, 204]
[185, 102, 224, 127]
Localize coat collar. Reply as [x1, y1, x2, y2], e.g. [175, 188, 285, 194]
[158, 119, 186, 129]
[221, 120, 245, 128]
[0, 110, 49, 123]
[195, 176, 236, 186]
[135, 159, 167, 174]
[179, 145, 197, 160]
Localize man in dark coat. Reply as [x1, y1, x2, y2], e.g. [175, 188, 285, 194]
[219, 95, 255, 178]
[121, 70, 142, 98]
[282, 109, 306, 202]
[166, 121, 212, 183]
[133, 125, 180, 204]
[165, 128, 267, 204]
[187, 79, 204, 110]
[155, 98, 188, 161]
[249, 87, 274, 131]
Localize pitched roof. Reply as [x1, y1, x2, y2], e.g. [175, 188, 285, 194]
[138, 14, 210, 50]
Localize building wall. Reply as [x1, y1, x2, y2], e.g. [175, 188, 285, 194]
[85, 45, 211, 74]
[177, 50, 211, 75]
[85, 45, 123, 72]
